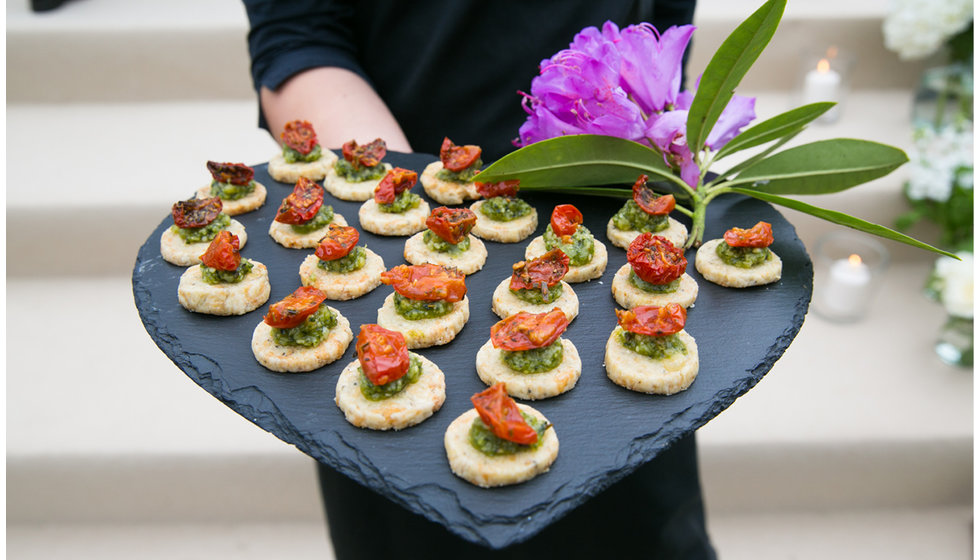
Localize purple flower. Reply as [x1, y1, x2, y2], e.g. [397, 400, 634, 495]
[616, 23, 695, 115]
[647, 110, 699, 187]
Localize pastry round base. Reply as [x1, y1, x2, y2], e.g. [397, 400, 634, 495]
[251, 308, 353, 372]
[604, 327, 699, 395]
[334, 353, 446, 431]
[267, 151, 337, 183]
[490, 277, 579, 322]
[403, 232, 488, 275]
[323, 163, 393, 201]
[195, 182, 268, 216]
[268, 212, 348, 249]
[160, 218, 247, 267]
[298, 249, 385, 300]
[358, 199, 430, 236]
[524, 236, 608, 283]
[475, 338, 581, 400]
[376, 293, 470, 349]
[468, 200, 538, 243]
[610, 264, 699, 309]
[695, 239, 782, 288]
[177, 261, 271, 315]
[420, 161, 480, 205]
[606, 217, 688, 250]
[444, 406, 559, 488]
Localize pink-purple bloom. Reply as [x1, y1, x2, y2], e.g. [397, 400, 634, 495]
[518, 21, 757, 187]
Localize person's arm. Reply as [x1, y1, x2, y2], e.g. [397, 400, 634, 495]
[260, 66, 412, 152]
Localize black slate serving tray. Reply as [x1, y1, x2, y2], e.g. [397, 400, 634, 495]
[133, 151, 812, 548]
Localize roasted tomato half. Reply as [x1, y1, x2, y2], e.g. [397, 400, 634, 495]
[172, 197, 222, 228]
[426, 207, 477, 244]
[380, 263, 467, 302]
[550, 204, 583, 237]
[374, 167, 418, 204]
[509, 248, 570, 291]
[627, 233, 687, 285]
[356, 324, 410, 386]
[470, 383, 538, 445]
[275, 177, 324, 224]
[723, 221, 774, 248]
[474, 179, 520, 199]
[341, 138, 386, 169]
[199, 230, 241, 271]
[314, 223, 359, 261]
[281, 120, 318, 155]
[491, 308, 569, 352]
[632, 175, 675, 215]
[206, 161, 254, 185]
[440, 137, 481, 172]
[616, 303, 686, 337]
[264, 286, 327, 329]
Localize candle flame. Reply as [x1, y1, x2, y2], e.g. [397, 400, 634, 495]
[817, 58, 831, 73]
[848, 254, 863, 266]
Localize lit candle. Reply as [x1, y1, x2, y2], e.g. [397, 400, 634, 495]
[803, 58, 841, 121]
[822, 254, 872, 315]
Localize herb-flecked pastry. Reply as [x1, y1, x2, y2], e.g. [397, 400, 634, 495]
[524, 204, 607, 282]
[468, 179, 538, 243]
[299, 223, 385, 300]
[611, 233, 698, 309]
[358, 167, 430, 236]
[324, 138, 393, 201]
[178, 231, 270, 315]
[604, 303, 699, 395]
[606, 174, 688, 249]
[195, 160, 267, 215]
[420, 137, 483, 205]
[268, 177, 347, 248]
[403, 206, 488, 274]
[160, 196, 247, 266]
[376, 263, 469, 349]
[267, 120, 337, 183]
[695, 221, 782, 288]
[491, 248, 579, 321]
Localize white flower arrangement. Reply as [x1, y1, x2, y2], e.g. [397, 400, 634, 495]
[929, 251, 974, 318]
[906, 123, 974, 202]
[883, 0, 973, 60]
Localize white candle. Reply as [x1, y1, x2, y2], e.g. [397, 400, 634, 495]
[822, 254, 872, 315]
[803, 58, 841, 121]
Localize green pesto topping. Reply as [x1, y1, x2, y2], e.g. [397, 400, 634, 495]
[271, 305, 337, 348]
[468, 411, 549, 456]
[377, 191, 421, 213]
[317, 245, 367, 273]
[479, 196, 532, 222]
[611, 199, 670, 233]
[543, 224, 595, 267]
[629, 270, 681, 293]
[282, 143, 322, 163]
[423, 229, 471, 254]
[209, 180, 256, 201]
[357, 354, 423, 401]
[510, 282, 564, 305]
[617, 329, 687, 360]
[171, 213, 231, 244]
[435, 158, 482, 183]
[290, 205, 335, 234]
[334, 159, 388, 182]
[393, 292, 454, 320]
[201, 259, 254, 285]
[501, 339, 564, 374]
[716, 242, 773, 269]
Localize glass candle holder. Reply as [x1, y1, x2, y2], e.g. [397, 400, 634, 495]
[798, 46, 855, 124]
[811, 231, 890, 322]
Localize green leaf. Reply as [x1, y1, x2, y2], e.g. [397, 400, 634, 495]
[687, 0, 786, 154]
[714, 102, 834, 160]
[729, 187, 957, 258]
[725, 139, 908, 194]
[477, 135, 683, 189]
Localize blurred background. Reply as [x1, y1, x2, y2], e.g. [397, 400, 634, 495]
[7, 0, 973, 557]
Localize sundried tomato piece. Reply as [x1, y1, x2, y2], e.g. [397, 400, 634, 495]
[632, 175, 675, 215]
[509, 248, 570, 291]
[627, 233, 687, 285]
[314, 223, 359, 261]
[550, 204, 583, 237]
[341, 138, 386, 170]
[206, 161, 254, 185]
[356, 324, 411, 386]
[380, 263, 467, 302]
[264, 286, 327, 329]
[374, 167, 418, 204]
[426, 207, 477, 244]
[491, 308, 568, 352]
[616, 303, 686, 337]
[281, 120, 318, 155]
[440, 137, 481, 172]
[172, 197, 222, 228]
[475, 179, 520, 199]
[199, 230, 241, 271]
[275, 177, 324, 224]
[723, 221, 774, 248]
[471, 383, 538, 445]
